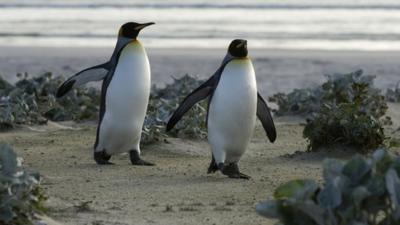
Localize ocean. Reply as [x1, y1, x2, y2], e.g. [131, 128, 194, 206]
[1, 0, 400, 50]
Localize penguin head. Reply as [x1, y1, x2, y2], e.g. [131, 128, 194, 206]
[228, 39, 248, 58]
[118, 22, 155, 39]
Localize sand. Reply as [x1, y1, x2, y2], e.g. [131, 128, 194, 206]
[0, 113, 399, 225]
[1, 46, 400, 97]
[1, 47, 400, 224]
[0, 120, 314, 225]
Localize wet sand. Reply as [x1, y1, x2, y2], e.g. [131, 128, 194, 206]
[1, 46, 400, 96]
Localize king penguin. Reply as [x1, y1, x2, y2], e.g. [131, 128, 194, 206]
[56, 22, 155, 166]
[166, 39, 276, 179]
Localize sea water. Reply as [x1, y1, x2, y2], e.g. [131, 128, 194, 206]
[1, 0, 400, 50]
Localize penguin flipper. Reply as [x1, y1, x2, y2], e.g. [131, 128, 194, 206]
[166, 56, 231, 132]
[257, 92, 277, 143]
[166, 76, 217, 131]
[56, 62, 110, 97]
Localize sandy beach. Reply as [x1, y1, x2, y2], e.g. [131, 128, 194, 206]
[0, 109, 398, 225]
[2, 0, 400, 224]
[1, 46, 400, 96]
[1, 46, 400, 225]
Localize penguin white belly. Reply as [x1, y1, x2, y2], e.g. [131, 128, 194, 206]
[97, 41, 150, 154]
[208, 58, 257, 164]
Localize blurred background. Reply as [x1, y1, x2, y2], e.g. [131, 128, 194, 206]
[2, 0, 400, 50]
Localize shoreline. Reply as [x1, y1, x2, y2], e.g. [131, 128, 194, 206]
[4, 45, 400, 57]
[1, 46, 400, 96]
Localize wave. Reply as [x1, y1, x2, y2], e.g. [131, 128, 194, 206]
[3, 32, 400, 41]
[1, 2, 400, 10]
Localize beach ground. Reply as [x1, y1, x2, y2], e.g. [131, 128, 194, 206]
[1, 47, 400, 97]
[1, 47, 400, 224]
[1, 105, 399, 225]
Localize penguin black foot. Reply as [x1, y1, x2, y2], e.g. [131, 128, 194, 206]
[94, 150, 113, 165]
[130, 150, 155, 166]
[207, 156, 218, 174]
[218, 163, 250, 180]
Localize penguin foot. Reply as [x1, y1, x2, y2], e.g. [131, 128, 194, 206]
[207, 156, 218, 174]
[130, 151, 155, 166]
[132, 159, 155, 166]
[94, 150, 113, 165]
[232, 172, 251, 180]
[220, 163, 251, 180]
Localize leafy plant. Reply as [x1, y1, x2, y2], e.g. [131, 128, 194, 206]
[269, 70, 389, 120]
[0, 73, 208, 143]
[257, 148, 400, 225]
[0, 143, 47, 225]
[0, 73, 100, 130]
[141, 75, 207, 144]
[153, 75, 207, 138]
[302, 70, 390, 151]
[141, 96, 168, 144]
[386, 81, 400, 103]
[269, 88, 324, 116]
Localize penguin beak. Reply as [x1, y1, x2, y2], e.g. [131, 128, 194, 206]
[236, 40, 247, 48]
[135, 22, 156, 31]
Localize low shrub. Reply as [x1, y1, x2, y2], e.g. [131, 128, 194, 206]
[0, 73, 208, 143]
[141, 75, 207, 144]
[0, 143, 47, 225]
[302, 70, 390, 151]
[0, 73, 100, 130]
[153, 75, 207, 138]
[257, 148, 400, 225]
[269, 88, 323, 116]
[269, 70, 389, 119]
[386, 81, 400, 103]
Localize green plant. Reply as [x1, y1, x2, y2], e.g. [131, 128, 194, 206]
[269, 88, 324, 116]
[0, 73, 100, 130]
[0, 73, 208, 143]
[386, 81, 400, 103]
[141, 75, 208, 144]
[0, 143, 47, 225]
[141, 96, 168, 144]
[257, 148, 400, 225]
[153, 74, 208, 138]
[269, 70, 389, 120]
[0, 89, 46, 130]
[303, 70, 390, 151]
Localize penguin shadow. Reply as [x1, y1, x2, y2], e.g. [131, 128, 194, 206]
[72, 162, 122, 171]
[70, 153, 134, 170]
[173, 174, 254, 185]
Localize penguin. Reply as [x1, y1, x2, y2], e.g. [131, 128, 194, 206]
[166, 39, 276, 179]
[56, 22, 155, 166]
